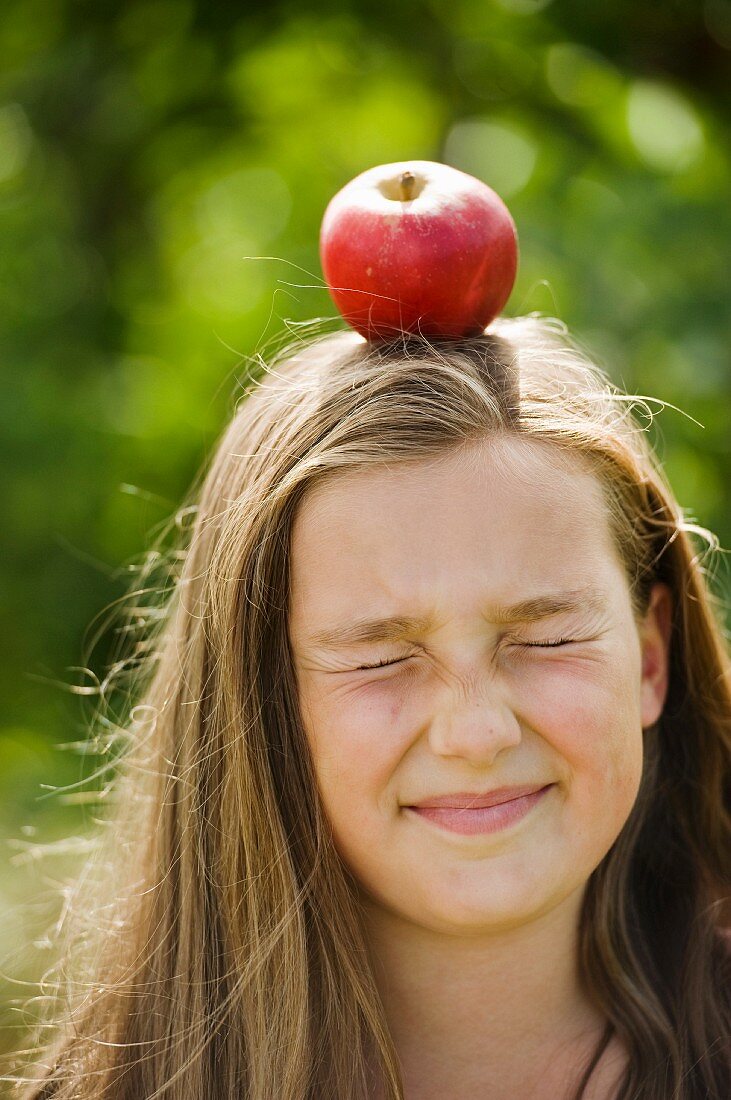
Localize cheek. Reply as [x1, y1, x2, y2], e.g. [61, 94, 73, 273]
[301, 689, 407, 828]
[525, 662, 644, 815]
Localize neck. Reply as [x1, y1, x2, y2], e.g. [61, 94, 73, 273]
[360, 883, 610, 1099]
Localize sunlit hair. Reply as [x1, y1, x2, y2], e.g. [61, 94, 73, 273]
[6, 316, 730, 1099]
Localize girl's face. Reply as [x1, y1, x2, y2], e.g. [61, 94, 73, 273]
[288, 437, 671, 933]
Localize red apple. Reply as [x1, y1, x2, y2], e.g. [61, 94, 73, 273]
[319, 160, 518, 342]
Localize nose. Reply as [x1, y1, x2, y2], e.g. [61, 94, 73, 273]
[427, 677, 522, 767]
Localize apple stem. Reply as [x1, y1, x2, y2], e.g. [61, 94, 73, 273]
[399, 171, 416, 201]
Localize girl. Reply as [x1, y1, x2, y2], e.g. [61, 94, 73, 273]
[9, 316, 731, 1098]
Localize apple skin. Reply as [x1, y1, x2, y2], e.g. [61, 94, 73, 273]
[319, 160, 518, 342]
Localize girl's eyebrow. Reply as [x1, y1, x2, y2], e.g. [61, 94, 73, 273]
[306, 587, 609, 650]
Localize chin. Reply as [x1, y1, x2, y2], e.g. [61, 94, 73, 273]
[399, 873, 570, 935]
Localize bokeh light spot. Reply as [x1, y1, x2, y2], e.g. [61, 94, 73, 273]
[494, 0, 554, 13]
[176, 236, 270, 317]
[444, 117, 537, 197]
[545, 43, 618, 108]
[627, 82, 704, 173]
[0, 103, 33, 184]
[196, 167, 292, 247]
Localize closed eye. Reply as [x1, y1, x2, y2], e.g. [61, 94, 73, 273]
[356, 639, 578, 671]
[356, 655, 412, 671]
[356, 638, 580, 668]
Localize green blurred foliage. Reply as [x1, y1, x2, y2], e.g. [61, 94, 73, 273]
[1, 0, 729, 1065]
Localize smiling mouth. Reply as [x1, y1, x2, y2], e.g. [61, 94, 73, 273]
[409, 783, 551, 810]
[405, 784, 554, 836]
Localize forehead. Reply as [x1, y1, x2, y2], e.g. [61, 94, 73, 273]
[288, 437, 622, 633]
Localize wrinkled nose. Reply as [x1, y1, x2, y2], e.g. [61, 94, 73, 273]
[427, 680, 522, 767]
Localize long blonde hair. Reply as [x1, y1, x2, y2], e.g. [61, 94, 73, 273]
[7, 316, 731, 1099]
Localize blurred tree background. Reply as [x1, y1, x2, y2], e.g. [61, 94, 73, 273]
[1, 0, 729, 1073]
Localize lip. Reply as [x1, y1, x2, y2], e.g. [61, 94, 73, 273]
[405, 784, 554, 837]
[410, 785, 551, 810]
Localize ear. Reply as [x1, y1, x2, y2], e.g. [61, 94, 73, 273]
[639, 581, 673, 729]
